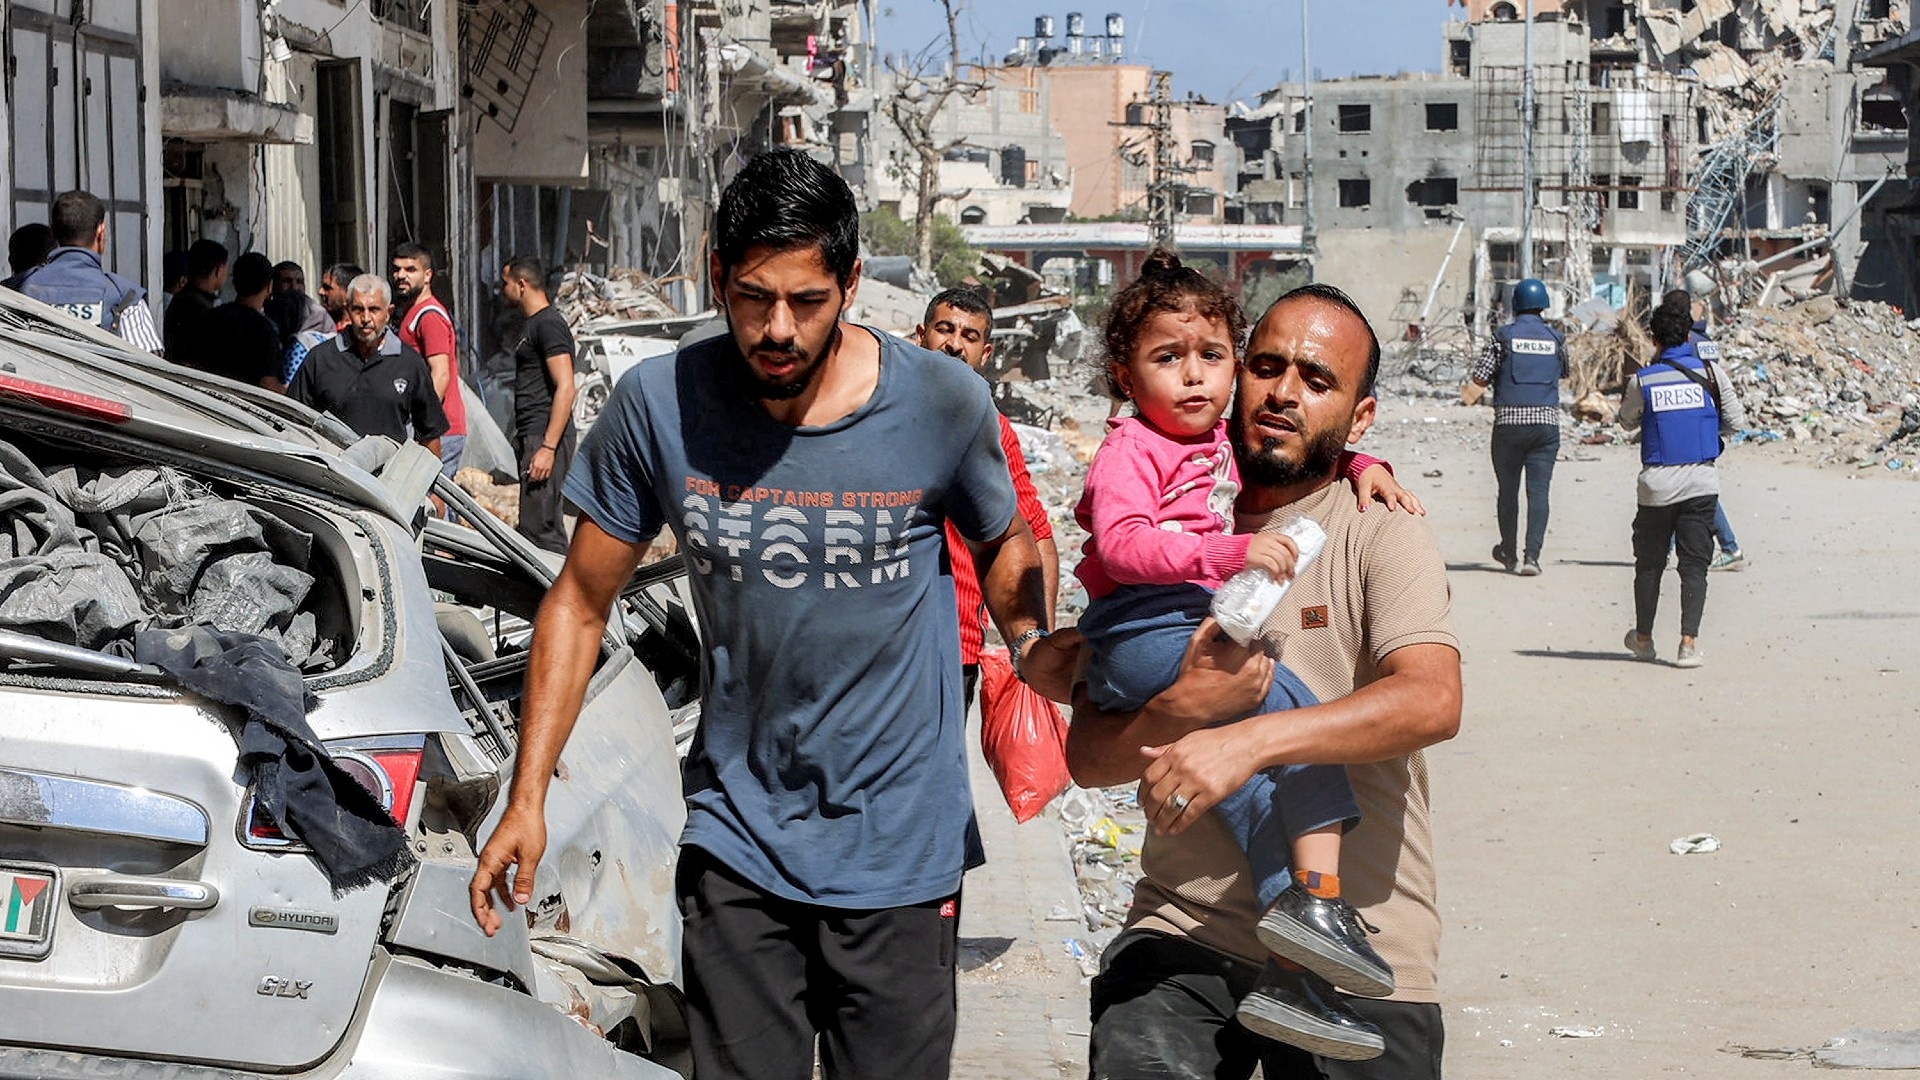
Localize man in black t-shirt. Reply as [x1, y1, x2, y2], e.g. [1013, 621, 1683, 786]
[191, 252, 286, 391]
[288, 274, 448, 453]
[500, 255, 577, 554]
[165, 238, 228, 365]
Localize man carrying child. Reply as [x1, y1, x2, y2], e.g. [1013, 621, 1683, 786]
[1070, 283, 1463, 1079]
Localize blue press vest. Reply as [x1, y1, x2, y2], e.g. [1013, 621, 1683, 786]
[18, 247, 145, 332]
[1638, 344, 1721, 467]
[1493, 313, 1564, 408]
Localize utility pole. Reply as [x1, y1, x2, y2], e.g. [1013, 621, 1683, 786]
[1146, 69, 1177, 249]
[1301, 0, 1316, 277]
[1519, 0, 1536, 281]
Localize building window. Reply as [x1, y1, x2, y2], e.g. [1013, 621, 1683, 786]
[1449, 39, 1471, 78]
[1491, 2, 1519, 20]
[1338, 178, 1371, 208]
[1406, 177, 1458, 218]
[1866, 0, 1893, 17]
[1617, 176, 1641, 210]
[1184, 191, 1216, 216]
[1338, 104, 1371, 133]
[1861, 92, 1907, 131]
[1594, 173, 1613, 209]
[1593, 101, 1613, 137]
[1426, 103, 1459, 131]
[1190, 139, 1215, 165]
[960, 205, 987, 224]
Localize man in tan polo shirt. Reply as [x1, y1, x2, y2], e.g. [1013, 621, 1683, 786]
[1068, 283, 1463, 1079]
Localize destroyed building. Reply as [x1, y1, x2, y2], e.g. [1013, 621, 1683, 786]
[866, 62, 1077, 228]
[1229, 0, 1910, 343]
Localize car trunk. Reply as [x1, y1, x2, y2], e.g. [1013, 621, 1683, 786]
[0, 426, 391, 1070]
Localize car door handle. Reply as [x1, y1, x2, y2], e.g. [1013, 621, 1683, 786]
[68, 876, 220, 911]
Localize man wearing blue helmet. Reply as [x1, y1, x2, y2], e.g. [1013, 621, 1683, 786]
[1465, 277, 1565, 576]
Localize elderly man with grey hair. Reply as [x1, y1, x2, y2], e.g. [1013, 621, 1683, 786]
[287, 272, 448, 454]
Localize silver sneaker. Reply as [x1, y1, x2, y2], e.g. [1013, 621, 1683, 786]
[1709, 549, 1748, 572]
[1673, 641, 1704, 668]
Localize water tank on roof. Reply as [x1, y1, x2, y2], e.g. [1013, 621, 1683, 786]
[1066, 12, 1085, 35]
[1002, 144, 1028, 188]
[1106, 13, 1124, 36]
[1035, 15, 1055, 39]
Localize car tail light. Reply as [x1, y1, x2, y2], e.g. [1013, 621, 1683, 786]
[241, 738, 426, 850]
[0, 374, 131, 422]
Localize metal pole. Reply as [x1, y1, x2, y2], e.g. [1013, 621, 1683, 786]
[1519, 0, 1535, 280]
[1301, 0, 1316, 277]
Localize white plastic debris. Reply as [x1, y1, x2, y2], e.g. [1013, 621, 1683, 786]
[1550, 1026, 1606, 1038]
[1669, 833, 1722, 855]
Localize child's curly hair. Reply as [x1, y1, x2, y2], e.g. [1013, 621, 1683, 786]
[1100, 248, 1247, 401]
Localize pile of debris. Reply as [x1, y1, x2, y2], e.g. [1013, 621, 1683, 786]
[1712, 297, 1920, 468]
[1055, 786, 1147, 975]
[555, 268, 682, 328]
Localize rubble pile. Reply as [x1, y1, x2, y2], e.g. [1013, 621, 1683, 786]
[453, 467, 519, 526]
[555, 268, 681, 327]
[1712, 297, 1920, 468]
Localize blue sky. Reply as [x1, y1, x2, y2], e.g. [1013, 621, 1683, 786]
[876, 0, 1459, 105]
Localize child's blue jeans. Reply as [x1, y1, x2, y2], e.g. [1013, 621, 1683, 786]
[1079, 582, 1360, 909]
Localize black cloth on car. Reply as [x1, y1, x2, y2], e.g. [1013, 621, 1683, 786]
[136, 624, 412, 894]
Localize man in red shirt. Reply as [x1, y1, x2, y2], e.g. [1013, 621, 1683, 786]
[392, 242, 467, 477]
[916, 287, 1058, 706]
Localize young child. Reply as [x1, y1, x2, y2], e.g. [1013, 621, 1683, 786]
[1074, 252, 1409, 1061]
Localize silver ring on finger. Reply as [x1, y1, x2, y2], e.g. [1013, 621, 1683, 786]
[1168, 793, 1190, 813]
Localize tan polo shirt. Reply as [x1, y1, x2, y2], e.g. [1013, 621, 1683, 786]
[1126, 480, 1459, 1003]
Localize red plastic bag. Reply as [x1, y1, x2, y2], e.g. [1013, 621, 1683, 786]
[978, 647, 1072, 823]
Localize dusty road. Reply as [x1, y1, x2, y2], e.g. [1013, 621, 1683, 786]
[1360, 405, 1920, 1077]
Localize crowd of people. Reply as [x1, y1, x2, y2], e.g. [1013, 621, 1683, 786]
[2, 188, 576, 554]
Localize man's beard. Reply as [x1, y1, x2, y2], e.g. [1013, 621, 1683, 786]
[727, 322, 836, 401]
[1234, 413, 1350, 488]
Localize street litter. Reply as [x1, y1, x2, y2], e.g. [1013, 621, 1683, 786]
[1722, 1028, 1920, 1069]
[1549, 1026, 1606, 1039]
[1670, 833, 1722, 854]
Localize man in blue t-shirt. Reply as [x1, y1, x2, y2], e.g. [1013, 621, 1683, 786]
[469, 149, 1075, 1079]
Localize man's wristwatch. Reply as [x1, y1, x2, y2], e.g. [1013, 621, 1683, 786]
[1009, 627, 1050, 681]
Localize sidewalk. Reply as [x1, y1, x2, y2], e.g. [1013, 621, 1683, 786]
[952, 714, 1092, 1079]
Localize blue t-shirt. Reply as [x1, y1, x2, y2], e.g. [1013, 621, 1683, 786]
[564, 326, 1017, 907]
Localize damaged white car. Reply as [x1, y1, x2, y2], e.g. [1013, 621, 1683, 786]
[0, 293, 700, 1079]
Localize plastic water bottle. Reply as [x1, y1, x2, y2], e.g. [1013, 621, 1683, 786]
[1211, 514, 1328, 645]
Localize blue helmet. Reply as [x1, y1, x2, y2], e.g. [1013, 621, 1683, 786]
[1513, 278, 1549, 314]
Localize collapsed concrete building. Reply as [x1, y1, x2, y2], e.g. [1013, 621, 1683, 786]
[1227, 0, 1911, 350]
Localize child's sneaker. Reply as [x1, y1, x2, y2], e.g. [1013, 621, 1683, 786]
[1236, 962, 1385, 1061]
[1254, 884, 1395, 998]
[1709, 548, 1748, 572]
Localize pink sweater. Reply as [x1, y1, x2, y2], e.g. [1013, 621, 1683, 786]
[1073, 416, 1383, 599]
